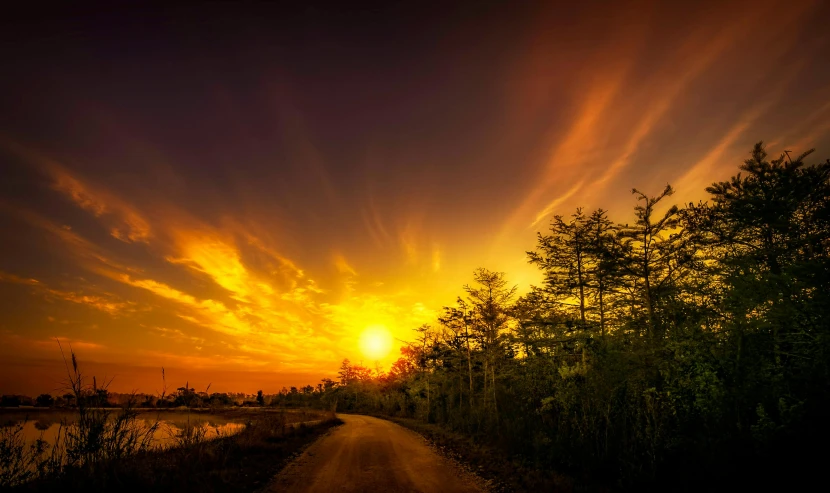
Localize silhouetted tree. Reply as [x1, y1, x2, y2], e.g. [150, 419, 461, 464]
[300, 142, 830, 489]
[35, 394, 54, 407]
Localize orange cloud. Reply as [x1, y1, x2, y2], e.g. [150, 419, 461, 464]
[0, 139, 153, 244]
[3, 0, 827, 395]
[333, 254, 357, 276]
[361, 196, 393, 250]
[0, 332, 105, 352]
[39, 336, 104, 351]
[43, 289, 133, 315]
[0, 271, 40, 285]
[0, 270, 132, 315]
[118, 275, 253, 337]
[51, 169, 151, 243]
[531, 180, 585, 228]
[501, 0, 817, 238]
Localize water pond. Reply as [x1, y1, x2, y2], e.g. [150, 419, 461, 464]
[1, 409, 247, 450]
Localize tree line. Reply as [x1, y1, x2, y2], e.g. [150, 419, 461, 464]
[300, 143, 830, 488]
[7, 142, 824, 488]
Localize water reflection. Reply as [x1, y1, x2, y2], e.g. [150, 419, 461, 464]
[2, 411, 247, 450]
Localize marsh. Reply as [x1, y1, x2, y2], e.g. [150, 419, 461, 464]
[0, 408, 308, 450]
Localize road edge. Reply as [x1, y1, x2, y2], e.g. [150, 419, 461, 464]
[255, 416, 345, 493]
[369, 414, 588, 493]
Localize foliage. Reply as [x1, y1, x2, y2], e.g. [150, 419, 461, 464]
[5, 141, 827, 490]
[12, 410, 340, 492]
[2, 347, 335, 491]
[309, 143, 830, 489]
[0, 422, 48, 487]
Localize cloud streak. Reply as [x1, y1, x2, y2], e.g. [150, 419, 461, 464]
[1, 0, 829, 393]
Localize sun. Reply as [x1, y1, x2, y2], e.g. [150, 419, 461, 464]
[359, 325, 394, 361]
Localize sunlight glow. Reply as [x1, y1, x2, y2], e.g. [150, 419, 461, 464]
[359, 325, 393, 361]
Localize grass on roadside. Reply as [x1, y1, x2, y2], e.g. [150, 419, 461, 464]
[1, 346, 159, 489]
[13, 411, 343, 493]
[380, 416, 598, 493]
[1, 346, 342, 492]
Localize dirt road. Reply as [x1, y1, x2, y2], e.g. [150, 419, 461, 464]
[266, 415, 485, 493]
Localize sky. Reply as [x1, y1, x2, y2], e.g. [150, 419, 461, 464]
[1, 1, 829, 395]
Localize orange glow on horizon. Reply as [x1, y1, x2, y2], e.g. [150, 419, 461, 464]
[1, 0, 829, 395]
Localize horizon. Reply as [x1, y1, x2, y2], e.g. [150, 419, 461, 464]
[3, 1, 830, 396]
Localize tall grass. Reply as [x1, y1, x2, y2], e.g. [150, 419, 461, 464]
[165, 415, 211, 448]
[0, 422, 48, 487]
[0, 344, 160, 488]
[1, 346, 339, 490]
[55, 343, 160, 471]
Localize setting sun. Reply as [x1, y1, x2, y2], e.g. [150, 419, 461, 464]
[1, 2, 830, 490]
[359, 325, 394, 361]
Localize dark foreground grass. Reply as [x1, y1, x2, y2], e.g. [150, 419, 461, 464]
[379, 416, 608, 493]
[11, 412, 343, 493]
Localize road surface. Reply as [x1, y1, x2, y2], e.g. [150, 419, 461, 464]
[266, 414, 485, 493]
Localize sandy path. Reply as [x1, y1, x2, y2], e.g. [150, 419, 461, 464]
[265, 414, 484, 493]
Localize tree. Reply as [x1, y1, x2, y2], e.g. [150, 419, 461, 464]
[438, 301, 474, 408]
[35, 394, 54, 407]
[529, 207, 624, 347]
[617, 185, 689, 346]
[529, 208, 593, 330]
[338, 359, 354, 386]
[585, 209, 623, 338]
[463, 268, 516, 422]
[387, 347, 417, 381]
[279, 142, 830, 489]
[1, 395, 22, 407]
[703, 142, 830, 433]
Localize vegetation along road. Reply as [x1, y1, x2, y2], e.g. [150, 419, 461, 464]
[266, 415, 485, 492]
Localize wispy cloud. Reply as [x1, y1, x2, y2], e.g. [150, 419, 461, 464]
[333, 254, 357, 276]
[2, 0, 829, 394]
[501, 0, 818, 238]
[531, 180, 584, 228]
[0, 270, 133, 315]
[0, 140, 153, 244]
[0, 331, 105, 351]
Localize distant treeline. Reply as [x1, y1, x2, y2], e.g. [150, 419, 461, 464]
[289, 143, 830, 489]
[5, 141, 827, 489]
[0, 388, 306, 409]
[0, 347, 339, 491]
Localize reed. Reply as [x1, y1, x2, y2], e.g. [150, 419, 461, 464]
[1, 347, 340, 491]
